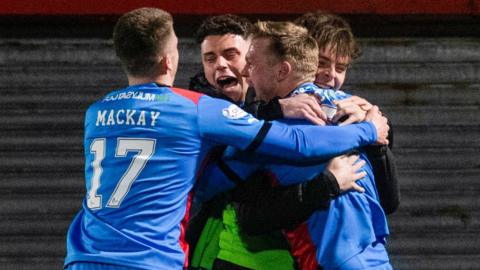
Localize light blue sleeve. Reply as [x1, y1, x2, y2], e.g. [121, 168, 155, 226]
[197, 95, 377, 160]
[197, 96, 264, 150]
[258, 120, 377, 160]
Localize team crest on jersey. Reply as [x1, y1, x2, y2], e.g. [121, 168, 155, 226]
[222, 104, 248, 119]
[222, 104, 258, 123]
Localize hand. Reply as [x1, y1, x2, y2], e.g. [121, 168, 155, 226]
[364, 106, 389, 145]
[332, 100, 366, 125]
[326, 154, 366, 193]
[332, 96, 375, 125]
[279, 94, 327, 126]
[340, 96, 373, 111]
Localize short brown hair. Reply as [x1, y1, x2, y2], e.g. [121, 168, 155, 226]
[252, 21, 318, 82]
[195, 14, 253, 44]
[295, 11, 360, 62]
[113, 7, 173, 77]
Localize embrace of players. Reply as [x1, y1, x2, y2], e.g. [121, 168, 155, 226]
[64, 7, 399, 270]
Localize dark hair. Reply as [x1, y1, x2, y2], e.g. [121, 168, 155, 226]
[295, 11, 360, 61]
[195, 14, 253, 44]
[113, 7, 173, 77]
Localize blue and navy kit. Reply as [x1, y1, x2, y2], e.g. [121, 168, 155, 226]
[196, 83, 392, 269]
[64, 83, 378, 270]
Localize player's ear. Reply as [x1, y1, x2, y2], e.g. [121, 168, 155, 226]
[159, 55, 169, 73]
[277, 61, 291, 81]
[157, 54, 173, 75]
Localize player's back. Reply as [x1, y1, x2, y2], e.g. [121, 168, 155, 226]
[65, 81, 383, 270]
[65, 83, 210, 269]
[270, 153, 390, 269]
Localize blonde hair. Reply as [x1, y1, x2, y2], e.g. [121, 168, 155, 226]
[113, 7, 174, 77]
[252, 21, 318, 82]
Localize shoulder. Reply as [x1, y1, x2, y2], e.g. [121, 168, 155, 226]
[170, 87, 204, 105]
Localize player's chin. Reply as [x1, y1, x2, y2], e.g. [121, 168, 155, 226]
[219, 85, 243, 100]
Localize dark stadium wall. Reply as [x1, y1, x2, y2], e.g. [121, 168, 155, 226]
[1, 1, 480, 270]
[0, 0, 480, 38]
[0, 0, 479, 15]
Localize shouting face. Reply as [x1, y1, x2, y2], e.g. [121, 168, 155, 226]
[242, 38, 281, 102]
[201, 34, 251, 103]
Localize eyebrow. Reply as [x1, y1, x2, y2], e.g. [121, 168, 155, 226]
[335, 58, 350, 66]
[202, 51, 216, 58]
[223, 47, 240, 54]
[318, 55, 332, 61]
[202, 47, 240, 57]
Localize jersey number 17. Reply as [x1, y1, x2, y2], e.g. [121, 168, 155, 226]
[86, 138, 156, 209]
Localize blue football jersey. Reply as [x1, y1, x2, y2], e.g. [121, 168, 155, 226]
[65, 83, 379, 269]
[196, 83, 391, 269]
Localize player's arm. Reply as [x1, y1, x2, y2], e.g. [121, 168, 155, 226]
[248, 91, 399, 214]
[197, 96, 388, 161]
[256, 94, 399, 214]
[364, 120, 400, 214]
[331, 94, 400, 214]
[256, 94, 328, 126]
[254, 105, 388, 159]
[194, 158, 248, 202]
[233, 154, 366, 235]
[244, 88, 326, 125]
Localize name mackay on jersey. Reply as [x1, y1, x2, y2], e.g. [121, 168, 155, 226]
[95, 90, 167, 127]
[95, 109, 161, 127]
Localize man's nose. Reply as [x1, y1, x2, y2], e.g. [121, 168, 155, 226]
[315, 68, 336, 89]
[323, 65, 337, 80]
[215, 56, 228, 70]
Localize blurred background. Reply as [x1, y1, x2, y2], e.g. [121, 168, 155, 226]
[0, 0, 479, 269]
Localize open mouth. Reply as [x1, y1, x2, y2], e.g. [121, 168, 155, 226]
[216, 76, 239, 89]
[315, 83, 334, 90]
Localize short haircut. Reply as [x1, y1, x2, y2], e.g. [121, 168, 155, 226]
[195, 14, 253, 44]
[252, 21, 318, 82]
[295, 11, 360, 61]
[113, 7, 174, 77]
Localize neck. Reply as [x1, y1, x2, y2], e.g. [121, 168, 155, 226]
[276, 79, 311, 99]
[128, 75, 173, 87]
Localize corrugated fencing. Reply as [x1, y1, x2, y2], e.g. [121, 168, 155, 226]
[0, 37, 479, 269]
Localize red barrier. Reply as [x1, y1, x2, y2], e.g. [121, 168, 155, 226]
[0, 0, 479, 15]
